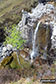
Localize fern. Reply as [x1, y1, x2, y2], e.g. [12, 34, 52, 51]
[4, 24, 26, 49]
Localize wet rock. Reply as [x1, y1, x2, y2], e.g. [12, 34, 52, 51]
[37, 23, 51, 52]
[17, 3, 56, 64]
[18, 3, 54, 48]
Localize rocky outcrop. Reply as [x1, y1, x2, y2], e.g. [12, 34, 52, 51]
[18, 2, 56, 62]
[0, 2, 56, 68]
[18, 3, 54, 41]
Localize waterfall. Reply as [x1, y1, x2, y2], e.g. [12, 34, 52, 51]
[33, 21, 41, 51]
[30, 21, 41, 62]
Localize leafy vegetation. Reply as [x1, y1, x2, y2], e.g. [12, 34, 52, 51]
[4, 24, 26, 49]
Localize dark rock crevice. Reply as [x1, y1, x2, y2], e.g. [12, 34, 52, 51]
[0, 28, 6, 43]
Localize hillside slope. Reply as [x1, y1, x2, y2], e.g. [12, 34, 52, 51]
[0, 0, 38, 28]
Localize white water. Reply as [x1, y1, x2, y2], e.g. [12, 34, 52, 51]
[51, 22, 56, 49]
[30, 21, 41, 62]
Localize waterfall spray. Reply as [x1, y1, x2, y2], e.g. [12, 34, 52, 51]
[30, 21, 41, 62]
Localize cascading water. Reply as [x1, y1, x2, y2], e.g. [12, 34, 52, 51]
[30, 21, 41, 62]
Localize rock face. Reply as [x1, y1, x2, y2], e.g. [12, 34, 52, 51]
[37, 23, 52, 53]
[18, 2, 56, 61]
[18, 3, 54, 41]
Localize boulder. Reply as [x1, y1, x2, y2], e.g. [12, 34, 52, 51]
[0, 44, 14, 63]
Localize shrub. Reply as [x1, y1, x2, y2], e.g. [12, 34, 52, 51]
[4, 24, 25, 49]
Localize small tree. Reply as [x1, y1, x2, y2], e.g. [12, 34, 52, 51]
[4, 24, 25, 49]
